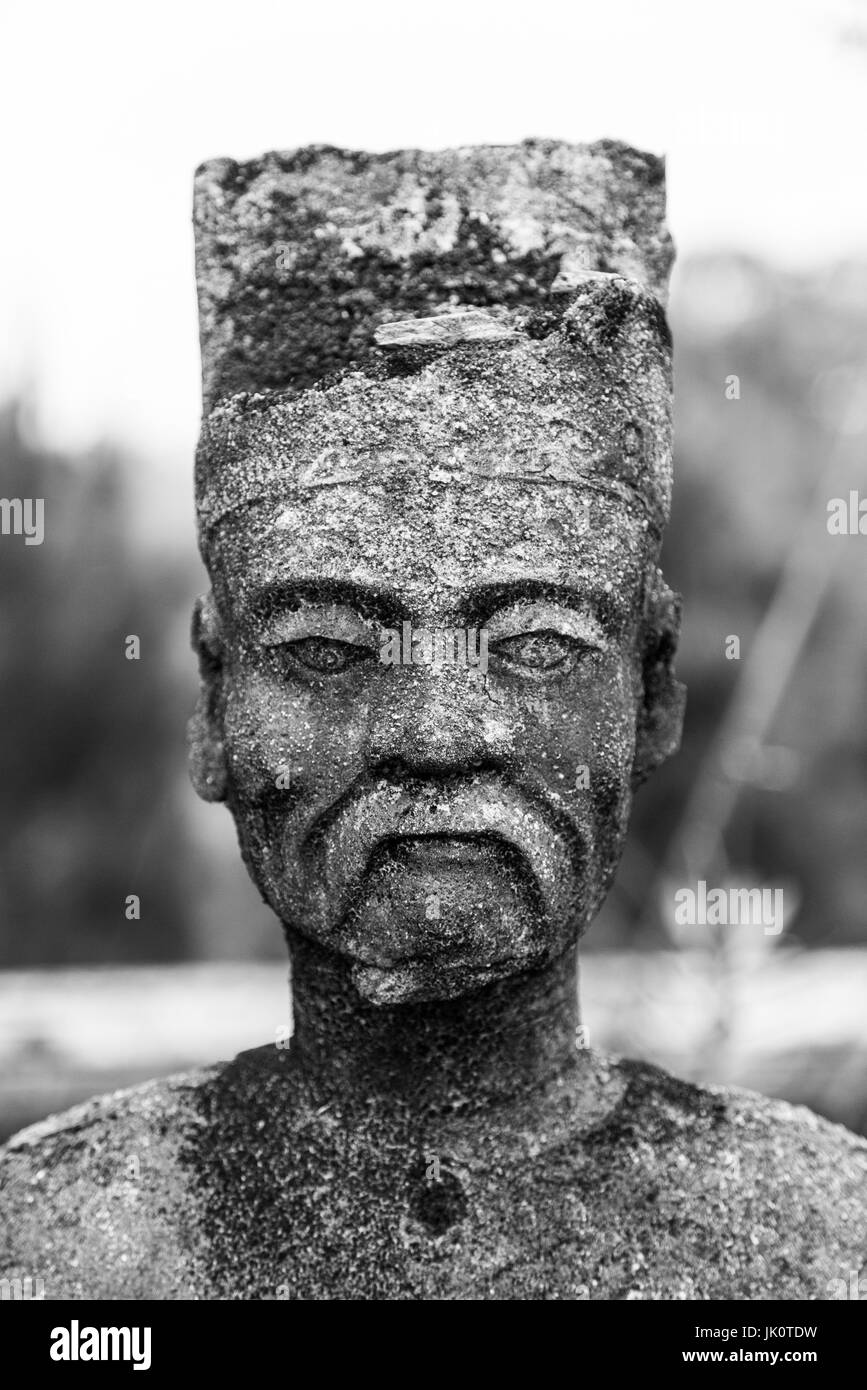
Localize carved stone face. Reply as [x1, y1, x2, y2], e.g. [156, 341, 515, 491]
[191, 451, 682, 1005]
[189, 141, 682, 1007]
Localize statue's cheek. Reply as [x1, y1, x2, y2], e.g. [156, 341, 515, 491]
[222, 677, 366, 811]
[520, 657, 637, 768]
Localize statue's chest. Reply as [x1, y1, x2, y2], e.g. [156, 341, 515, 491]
[177, 1098, 787, 1300]
[186, 1127, 632, 1300]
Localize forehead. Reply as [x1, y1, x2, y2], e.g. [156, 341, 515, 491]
[208, 472, 655, 621]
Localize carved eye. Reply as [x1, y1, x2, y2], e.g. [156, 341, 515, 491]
[490, 629, 592, 675]
[279, 637, 375, 675]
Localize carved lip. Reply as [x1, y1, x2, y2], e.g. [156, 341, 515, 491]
[377, 831, 516, 869]
[308, 774, 578, 932]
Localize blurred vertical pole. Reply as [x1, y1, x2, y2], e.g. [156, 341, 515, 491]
[657, 382, 867, 912]
[644, 381, 867, 1080]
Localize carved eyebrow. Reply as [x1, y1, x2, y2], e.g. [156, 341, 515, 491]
[463, 580, 634, 632]
[241, 579, 404, 629]
[484, 603, 607, 646]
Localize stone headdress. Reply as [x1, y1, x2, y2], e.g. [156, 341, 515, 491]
[192, 139, 674, 557]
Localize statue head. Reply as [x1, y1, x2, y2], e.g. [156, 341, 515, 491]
[188, 141, 685, 1006]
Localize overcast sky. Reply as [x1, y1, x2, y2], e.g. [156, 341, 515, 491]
[2, 0, 866, 474]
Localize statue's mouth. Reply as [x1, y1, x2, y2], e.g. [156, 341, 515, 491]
[292, 772, 587, 950]
[371, 831, 519, 871]
[334, 829, 548, 970]
[356, 828, 544, 922]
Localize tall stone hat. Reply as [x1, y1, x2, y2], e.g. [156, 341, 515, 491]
[192, 139, 675, 553]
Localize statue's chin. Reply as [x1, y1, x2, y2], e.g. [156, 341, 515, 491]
[335, 854, 555, 1005]
[350, 950, 546, 1007]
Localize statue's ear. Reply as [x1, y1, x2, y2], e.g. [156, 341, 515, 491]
[187, 592, 228, 803]
[632, 571, 686, 788]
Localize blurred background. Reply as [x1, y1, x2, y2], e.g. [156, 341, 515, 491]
[1, 0, 866, 1140]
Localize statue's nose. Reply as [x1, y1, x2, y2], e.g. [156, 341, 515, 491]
[365, 663, 493, 776]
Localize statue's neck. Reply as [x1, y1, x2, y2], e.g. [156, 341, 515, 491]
[284, 928, 581, 1115]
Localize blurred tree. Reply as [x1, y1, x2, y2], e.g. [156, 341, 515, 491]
[595, 255, 867, 949]
[0, 401, 195, 964]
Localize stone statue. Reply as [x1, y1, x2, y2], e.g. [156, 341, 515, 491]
[2, 141, 866, 1300]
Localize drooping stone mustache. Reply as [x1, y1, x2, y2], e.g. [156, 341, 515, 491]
[298, 774, 584, 929]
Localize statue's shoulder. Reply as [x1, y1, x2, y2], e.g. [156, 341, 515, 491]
[0, 1061, 231, 1299]
[566, 1053, 867, 1299]
[605, 1052, 867, 1190]
[0, 1043, 318, 1299]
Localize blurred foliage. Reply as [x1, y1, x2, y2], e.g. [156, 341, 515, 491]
[605, 254, 867, 949]
[1, 253, 866, 964]
[0, 402, 194, 964]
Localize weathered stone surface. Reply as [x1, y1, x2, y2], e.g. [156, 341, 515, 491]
[193, 139, 673, 410]
[195, 282, 673, 544]
[373, 308, 518, 348]
[191, 253, 684, 1008]
[2, 1051, 866, 1300]
[6, 137, 860, 1302]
